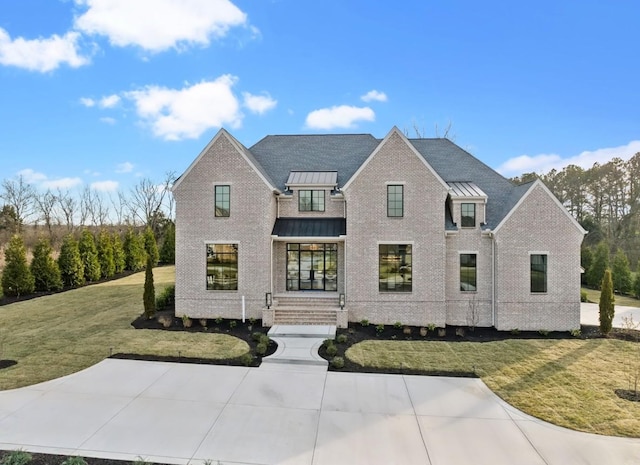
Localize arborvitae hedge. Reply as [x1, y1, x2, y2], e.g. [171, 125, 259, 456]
[1, 234, 35, 297]
[143, 226, 159, 266]
[30, 237, 62, 292]
[58, 234, 84, 288]
[96, 229, 115, 278]
[123, 228, 146, 272]
[78, 229, 101, 282]
[112, 232, 126, 274]
[159, 222, 175, 265]
[599, 268, 615, 335]
[143, 255, 155, 319]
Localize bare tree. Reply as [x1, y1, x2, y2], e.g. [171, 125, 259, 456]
[56, 189, 77, 232]
[33, 189, 58, 238]
[79, 186, 92, 227]
[127, 174, 175, 229]
[0, 175, 36, 231]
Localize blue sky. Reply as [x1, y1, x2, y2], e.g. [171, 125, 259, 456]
[1, 0, 639, 196]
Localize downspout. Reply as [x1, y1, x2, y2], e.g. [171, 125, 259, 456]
[270, 236, 274, 295]
[491, 231, 496, 327]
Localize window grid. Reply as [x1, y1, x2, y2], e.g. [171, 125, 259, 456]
[461, 203, 476, 227]
[387, 185, 403, 217]
[299, 190, 325, 211]
[215, 185, 230, 217]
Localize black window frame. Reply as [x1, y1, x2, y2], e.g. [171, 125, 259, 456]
[461, 203, 476, 228]
[460, 253, 477, 292]
[215, 185, 230, 217]
[387, 185, 404, 217]
[530, 254, 547, 293]
[379, 244, 412, 292]
[206, 243, 238, 291]
[298, 190, 325, 212]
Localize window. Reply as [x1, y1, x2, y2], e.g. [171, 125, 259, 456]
[387, 185, 403, 217]
[460, 254, 477, 291]
[461, 203, 476, 227]
[530, 254, 547, 293]
[379, 244, 412, 292]
[206, 244, 238, 290]
[215, 185, 230, 217]
[299, 190, 325, 211]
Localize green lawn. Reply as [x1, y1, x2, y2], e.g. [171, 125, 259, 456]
[347, 337, 640, 437]
[0, 266, 249, 390]
[582, 287, 640, 307]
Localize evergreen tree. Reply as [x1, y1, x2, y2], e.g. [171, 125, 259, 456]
[123, 228, 145, 271]
[143, 226, 159, 266]
[633, 260, 640, 299]
[78, 229, 101, 282]
[587, 242, 609, 289]
[30, 237, 62, 292]
[159, 222, 175, 264]
[58, 234, 84, 288]
[599, 268, 615, 334]
[611, 249, 632, 294]
[111, 232, 126, 274]
[580, 246, 593, 286]
[1, 234, 35, 297]
[96, 229, 115, 278]
[143, 254, 155, 319]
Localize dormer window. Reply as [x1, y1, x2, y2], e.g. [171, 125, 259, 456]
[461, 203, 475, 227]
[299, 190, 325, 211]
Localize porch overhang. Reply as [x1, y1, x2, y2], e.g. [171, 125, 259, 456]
[271, 217, 346, 239]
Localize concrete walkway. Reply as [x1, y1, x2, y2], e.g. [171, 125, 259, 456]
[581, 302, 640, 329]
[0, 359, 639, 465]
[262, 325, 336, 368]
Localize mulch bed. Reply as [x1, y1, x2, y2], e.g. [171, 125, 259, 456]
[0, 451, 165, 465]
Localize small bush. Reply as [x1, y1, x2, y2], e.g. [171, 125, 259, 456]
[182, 315, 192, 328]
[61, 458, 88, 465]
[157, 314, 172, 328]
[336, 333, 348, 344]
[403, 326, 412, 335]
[199, 318, 208, 328]
[215, 317, 223, 325]
[393, 321, 402, 329]
[249, 317, 257, 325]
[538, 329, 549, 337]
[360, 319, 369, 327]
[331, 356, 345, 369]
[155, 285, 175, 311]
[376, 324, 385, 334]
[580, 290, 588, 302]
[239, 353, 253, 366]
[252, 331, 264, 342]
[259, 334, 270, 345]
[570, 328, 582, 337]
[510, 328, 520, 335]
[229, 320, 237, 329]
[326, 344, 338, 357]
[427, 323, 436, 332]
[1, 450, 32, 465]
[256, 342, 268, 355]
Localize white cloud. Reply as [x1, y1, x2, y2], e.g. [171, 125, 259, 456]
[17, 169, 48, 184]
[100, 116, 116, 125]
[242, 92, 277, 115]
[125, 75, 242, 140]
[41, 177, 83, 190]
[497, 140, 640, 176]
[100, 94, 120, 108]
[80, 97, 96, 107]
[91, 180, 119, 192]
[74, 0, 248, 53]
[305, 105, 375, 130]
[361, 90, 387, 102]
[116, 162, 134, 173]
[0, 28, 89, 72]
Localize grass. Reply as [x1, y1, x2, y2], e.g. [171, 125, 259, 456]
[582, 286, 640, 307]
[346, 337, 640, 437]
[0, 266, 249, 390]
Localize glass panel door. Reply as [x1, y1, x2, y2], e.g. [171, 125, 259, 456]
[299, 250, 313, 290]
[286, 243, 338, 291]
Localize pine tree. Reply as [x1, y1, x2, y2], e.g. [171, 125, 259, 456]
[123, 228, 145, 271]
[58, 234, 84, 288]
[587, 242, 609, 289]
[159, 222, 175, 265]
[143, 226, 159, 266]
[112, 232, 126, 274]
[30, 237, 62, 292]
[580, 246, 593, 286]
[1, 234, 35, 297]
[96, 230, 115, 278]
[611, 249, 632, 295]
[599, 268, 615, 335]
[633, 260, 640, 299]
[78, 229, 101, 282]
[143, 254, 155, 319]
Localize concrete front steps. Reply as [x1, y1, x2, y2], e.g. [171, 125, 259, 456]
[272, 294, 340, 326]
[261, 324, 336, 369]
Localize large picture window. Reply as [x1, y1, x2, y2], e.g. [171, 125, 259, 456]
[530, 254, 547, 293]
[215, 185, 230, 217]
[299, 190, 325, 211]
[461, 203, 476, 227]
[379, 244, 412, 292]
[460, 253, 477, 291]
[387, 185, 403, 217]
[206, 243, 238, 290]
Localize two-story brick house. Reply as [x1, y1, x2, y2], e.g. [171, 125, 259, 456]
[172, 127, 586, 331]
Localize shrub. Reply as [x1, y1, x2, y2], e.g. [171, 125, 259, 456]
[252, 332, 264, 342]
[326, 344, 338, 357]
[336, 333, 348, 344]
[123, 228, 145, 271]
[111, 232, 126, 274]
[142, 255, 155, 319]
[427, 323, 436, 332]
[0, 450, 32, 465]
[159, 222, 175, 265]
[78, 229, 101, 282]
[256, 342, 268, 355]
[570, 328, 582, 337]
[599, 268, 615, 334]
[157, 314, 172, 328]
[61, 457, 88, 465]
[612, 249, 632, 294]
[30, 237, 62, 292]
[155, 285, 175, 311]
[538, 329, 549, 337]
[215, 317, 223, 325]
[360, 319, 369, 327]
[229, 320, 237, 329]
[259, 334, 270, 345]
[2, 234, 35, 297]
[587, 242, 609, 289]
[58, 234, 84, 288]
[143, 226, 159, 266]
[376, 324, 385, 334]
[393, 321, 402, 329]
[239, 353, 253, 366]
[96, 229, 115, 278]
[331, 356, 345, 369]
[182, 315, 192, 328]
[580, 290, 588, 302]
[510, 328, 520, 335]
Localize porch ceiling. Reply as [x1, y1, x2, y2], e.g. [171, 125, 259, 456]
[272, 217, 346, 237]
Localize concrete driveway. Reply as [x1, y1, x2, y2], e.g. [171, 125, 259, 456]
[0, 359, 639, 465]
[581, 302, 640, 329]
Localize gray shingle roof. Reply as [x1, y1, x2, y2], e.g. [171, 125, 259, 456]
[249, 133, 527, 230]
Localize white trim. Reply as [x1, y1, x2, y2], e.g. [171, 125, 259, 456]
[172, 128, 276, 193]
[493, 179, 587, 235]
[529, 251, 549, 256]
[376, 240, 415, 245]
[342, 127, 450, 192]
[271, 235, 346, 242]
[204, 240, 240, 244]
[385, 181, 406, 185]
